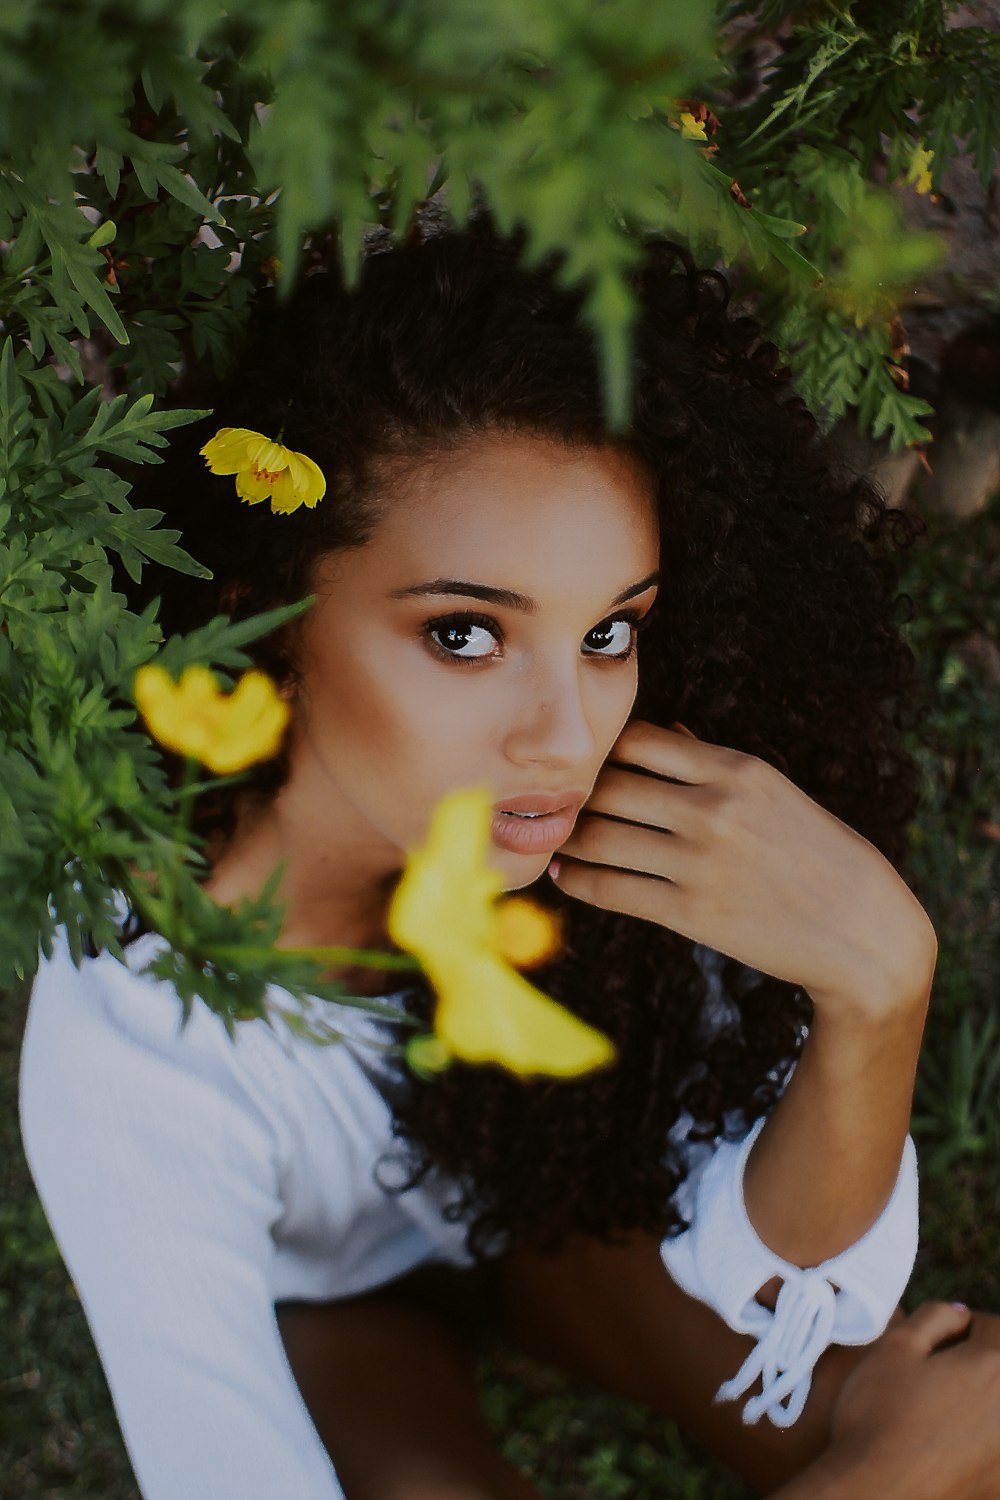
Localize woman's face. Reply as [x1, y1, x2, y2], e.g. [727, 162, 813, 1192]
[285, 431, 661, 893]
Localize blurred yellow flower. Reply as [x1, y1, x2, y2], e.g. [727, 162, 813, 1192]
[905, 144, 934, 196]
[490, 895, 563, 968]
[200, 427, 327, 515]
[387, 786, 616, 1079]
[134, 664, 290, 775]
[679, 111, 708, 141]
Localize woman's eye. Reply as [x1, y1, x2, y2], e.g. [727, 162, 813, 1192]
[584, 618, 636, 657]
[423, 612, 500, 663]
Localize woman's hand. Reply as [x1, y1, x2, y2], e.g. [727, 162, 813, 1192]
[552, 717, 934, 1265]
[551, 718, 936, 1019]
[777, 1303, 1000, 1500]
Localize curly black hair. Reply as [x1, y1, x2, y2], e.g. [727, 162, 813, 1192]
[130, 210, 929, 1258]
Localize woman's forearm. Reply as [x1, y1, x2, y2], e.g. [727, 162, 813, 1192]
[742, 944, 934, 1269]
[772, 1447, 881, 1500]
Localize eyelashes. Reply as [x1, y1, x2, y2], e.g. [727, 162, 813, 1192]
[421, 605, 659, 667]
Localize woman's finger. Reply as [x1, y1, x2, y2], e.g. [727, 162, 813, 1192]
[894, 1301, 973, 1355]
[610, 718, 722, 785]
[556, 812, 692, 883]
[549, 858, 696, 935]
[578, 765, 695, 836]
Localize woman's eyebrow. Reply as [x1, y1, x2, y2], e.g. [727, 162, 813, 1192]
[388, 570, 661, 615]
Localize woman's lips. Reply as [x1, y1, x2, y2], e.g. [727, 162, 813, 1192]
[491, 804, 580, 854]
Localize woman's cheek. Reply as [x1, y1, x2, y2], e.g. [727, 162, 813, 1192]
[573, 665, 632, 755]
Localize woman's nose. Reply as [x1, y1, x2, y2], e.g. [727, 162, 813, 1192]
[503, 662, 603, 768]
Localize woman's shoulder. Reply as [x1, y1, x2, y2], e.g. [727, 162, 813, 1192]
[19, 924, 404, 1182]
[24, 925, 254, 1087]
[17, 925, 314, 1198]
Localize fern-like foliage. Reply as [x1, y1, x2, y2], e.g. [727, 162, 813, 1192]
[0, 0, 996, 1023]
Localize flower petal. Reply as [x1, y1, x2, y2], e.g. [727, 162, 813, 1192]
[680, 111, 707, 141]
[200, 428, 262, 475]
[134, 664, 179, 743]
[285, 449, 327, 506]
[135, 664, 217, 761]
[433, 949, 615, 1078]
[236, 468, 275, 504]
[905, 145, 935, 195]
[207, 671, 290, 773]
[245, 436, 291, 473]
[492, 897, 563, 967]
[388, 787, 505, 963]
[268, 467, 304, 515]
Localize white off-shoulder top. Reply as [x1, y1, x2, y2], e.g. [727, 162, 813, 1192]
[19, 928, 918, 1499]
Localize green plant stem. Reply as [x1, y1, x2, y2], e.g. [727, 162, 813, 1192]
[209, 943, 421, 972]
[161, 755, 198, 930]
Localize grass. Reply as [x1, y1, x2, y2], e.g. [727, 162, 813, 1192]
[1, 488, 997, 1498]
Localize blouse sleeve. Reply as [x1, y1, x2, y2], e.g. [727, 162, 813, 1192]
[659, 1116, 919, 1429]
[18, 941, 347, 1500]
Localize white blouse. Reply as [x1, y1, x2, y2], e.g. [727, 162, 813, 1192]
[19, 927, 918, 1499]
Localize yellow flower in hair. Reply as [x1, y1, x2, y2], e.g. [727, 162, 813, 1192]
[134, 664, 290, 774]
[387, 785, 616, 1079]
[200, 427, 327, 515]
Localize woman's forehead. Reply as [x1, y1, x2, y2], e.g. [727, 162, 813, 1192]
[314, 434, 660, 604]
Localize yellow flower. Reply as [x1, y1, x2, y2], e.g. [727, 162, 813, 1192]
[200, 427, 327, 515]
[905, 144, 934, 196]
[490, 896, 563, 968]
[134, 664, 290, 774]
[679, 110, 708, 142]
[387, 786, 616, 1079]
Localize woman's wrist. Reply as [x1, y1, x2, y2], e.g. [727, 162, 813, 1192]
[742, 970, 925, 1264]
[800, 984, 929, 1086]
[804, 902, 937, 1026]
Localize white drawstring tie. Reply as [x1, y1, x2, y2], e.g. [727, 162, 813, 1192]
[714, 1269, 839, 1427]
[660, 1119, 919, 1431]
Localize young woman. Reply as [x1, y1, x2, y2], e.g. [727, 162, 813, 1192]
[19, 212, 1000, 1499]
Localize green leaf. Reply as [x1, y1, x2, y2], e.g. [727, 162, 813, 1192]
[0, 339, 33, 500]
[747, 209, 807, 241]
[95, 142, 123, 198]
[51, 241, 128, 345]
[86, 219, 117, 250]
[59, 397, 209, 468]
[152, 598, 316, 681]
[152, 161, 226, 225]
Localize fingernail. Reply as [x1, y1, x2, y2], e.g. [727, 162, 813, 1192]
[951, 1301, 969, 1312]
[548, 859, 561, 880]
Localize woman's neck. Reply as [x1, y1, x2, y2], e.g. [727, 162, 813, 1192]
[203, 794, 406, 996]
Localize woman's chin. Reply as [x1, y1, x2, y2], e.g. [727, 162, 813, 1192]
[487, 847, 554, 891]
